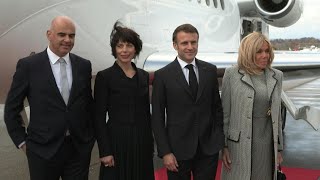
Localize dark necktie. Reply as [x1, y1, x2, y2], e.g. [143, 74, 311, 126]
[186, 64, 198, 99]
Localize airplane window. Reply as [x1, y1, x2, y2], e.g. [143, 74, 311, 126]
[213, 0, 217, 8]
[206, 0, 210, 6]
[197, 0, 201, 3]
[220, 0, 225, 10]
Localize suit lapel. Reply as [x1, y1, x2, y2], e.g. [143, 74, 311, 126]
[195, 60, 208, 101]
[265, 68, 277, 101]
[238, 68, 278, 100]
[42, 51, 66, 105]
[239, 69, 254, 89]
[171, 59, 193, 98]
[68, 54, 78, 106]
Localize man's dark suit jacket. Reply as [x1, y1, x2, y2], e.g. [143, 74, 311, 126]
[4, 50, 94, 159]
[152, 58, 224, 160]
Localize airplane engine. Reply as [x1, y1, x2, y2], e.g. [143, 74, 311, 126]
[238, 0, 303, 28]
[255, 0, 303, 27]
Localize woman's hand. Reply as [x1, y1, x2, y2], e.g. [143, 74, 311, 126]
[277, 152, 283, 165]
[163, 153, 179, 172]
[222, 147, 232, 171]
[100, 155, 115, 167]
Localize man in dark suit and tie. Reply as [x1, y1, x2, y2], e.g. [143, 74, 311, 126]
[4, 16, 94, 180]
[152, 24, 224, 180]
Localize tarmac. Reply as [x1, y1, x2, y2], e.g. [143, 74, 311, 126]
[0, 74, 319, 179]
[281, 77, 320, 169]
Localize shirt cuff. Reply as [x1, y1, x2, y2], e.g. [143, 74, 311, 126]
[18, 141, 26, 149]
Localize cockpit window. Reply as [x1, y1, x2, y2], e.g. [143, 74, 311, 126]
[213, 0, 218, 8]
[220, 0, 225, 10]
[206, 0, 210, 6]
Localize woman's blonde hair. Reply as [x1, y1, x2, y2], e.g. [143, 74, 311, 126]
[237, 31, 274, 75]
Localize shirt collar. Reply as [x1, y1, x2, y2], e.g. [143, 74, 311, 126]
[177, 56, 196, 69]
[47, 47, 71, 65]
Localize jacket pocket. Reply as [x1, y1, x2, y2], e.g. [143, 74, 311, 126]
[227, 128, 241, 142]
[27, 126, 50, 144]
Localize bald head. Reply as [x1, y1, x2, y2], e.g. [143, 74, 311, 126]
[50, 16, 75, 32]
[47, 16, 76, 57]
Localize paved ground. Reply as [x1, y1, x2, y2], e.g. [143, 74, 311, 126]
[0, 106, 101, 180]
[281, 77, 320, 169]
[0, 76, 319, 179]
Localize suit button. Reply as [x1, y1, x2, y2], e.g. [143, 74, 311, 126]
[272, 121, 275, 124]
[247, 136, 251, 139]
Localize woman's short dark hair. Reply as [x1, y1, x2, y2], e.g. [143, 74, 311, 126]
[110, 21, 143, 59]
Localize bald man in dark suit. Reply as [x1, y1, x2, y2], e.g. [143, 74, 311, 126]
[4, 16, 94, 180]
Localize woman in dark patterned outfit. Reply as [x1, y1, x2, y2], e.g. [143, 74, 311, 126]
[94, 22, 154, 180]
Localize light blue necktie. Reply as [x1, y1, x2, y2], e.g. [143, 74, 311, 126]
[59, 58, 69, 105]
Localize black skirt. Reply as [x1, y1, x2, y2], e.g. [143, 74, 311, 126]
[99, 124, 154, 180]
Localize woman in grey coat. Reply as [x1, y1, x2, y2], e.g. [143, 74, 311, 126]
[221, 32, 284, 180]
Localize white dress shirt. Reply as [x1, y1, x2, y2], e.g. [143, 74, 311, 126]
[47, 47, 73, 92]
[177, 57, 199, 84]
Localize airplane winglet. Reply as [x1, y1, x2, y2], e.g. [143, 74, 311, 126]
[303, 106, 320, 131]
[281, 91, 320, 131]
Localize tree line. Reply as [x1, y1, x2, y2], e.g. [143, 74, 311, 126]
[270, 37, 320, 51]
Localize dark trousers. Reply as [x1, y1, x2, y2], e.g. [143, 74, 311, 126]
[26, 137, 91, 180]
[167, 148, 219, 180]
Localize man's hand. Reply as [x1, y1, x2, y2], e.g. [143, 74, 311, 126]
[163, 153, 179, 172]
[100, 155, 115, 167]
[222, 148, 232, 171]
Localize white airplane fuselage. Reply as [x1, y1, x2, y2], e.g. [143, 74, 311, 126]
[3, 1, 320, 179]
[0, 0, 307, 103]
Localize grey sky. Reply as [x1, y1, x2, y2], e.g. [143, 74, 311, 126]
[269, 0, 320, 39]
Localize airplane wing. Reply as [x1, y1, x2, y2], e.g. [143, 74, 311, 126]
[144, 50, 320, 131]
[282, 90, 320, 131]
[144, 51, 320, 72]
